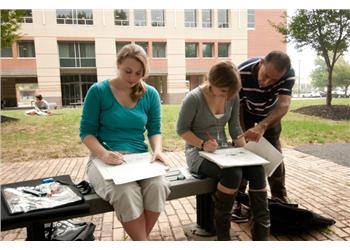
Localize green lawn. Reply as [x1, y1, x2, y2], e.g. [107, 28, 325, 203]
[1, 98, 349, 162]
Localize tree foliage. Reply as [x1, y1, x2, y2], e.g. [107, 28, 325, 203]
[271, 9, 350, 106]
[333, 58, 350, 96]
[1, 10, 25, 48]
[311, 57, 350, 96]
[310, 57, 328, 88]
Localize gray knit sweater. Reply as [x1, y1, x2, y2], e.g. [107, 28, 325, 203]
[176, 87, 243, 174]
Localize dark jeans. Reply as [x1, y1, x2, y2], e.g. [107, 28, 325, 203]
[241, 112, 287, 198]
[198, 159, 266, 190]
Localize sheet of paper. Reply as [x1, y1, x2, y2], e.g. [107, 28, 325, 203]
[244, 137, 283, 177]
[199, 147, 269, 168]
[199, 137, 283, 176]
[93, 152, 166, 185]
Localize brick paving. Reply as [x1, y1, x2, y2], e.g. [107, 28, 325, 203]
[1, 148, 349, 241]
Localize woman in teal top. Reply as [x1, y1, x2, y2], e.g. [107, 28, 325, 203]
[80, 44, 170, 241]
[80, 79, 161, 153]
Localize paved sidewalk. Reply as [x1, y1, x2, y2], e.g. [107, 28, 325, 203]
[1, 148, 349, 241]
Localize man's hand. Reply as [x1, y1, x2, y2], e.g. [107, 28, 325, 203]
[239, 124, 266, 142]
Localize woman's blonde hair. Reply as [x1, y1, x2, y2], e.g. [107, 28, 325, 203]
[208, 61, 241, 99]
[117, 43, 149, 101]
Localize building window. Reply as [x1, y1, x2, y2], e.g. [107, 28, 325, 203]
[202, 43, 214, 58]
[218, 43, 230, 57]
[116, 41, 131, 54]
[151, 10, 165, 27]
[17, 41, 36, 57]
[247, 9, 256, 29]
[218, 9, 229, 28]
[61, 74, 97, 106]
[135, 42, 149, 55]
[20, 10, 33, 23]
[114, 9, 129, 26]
[134, 9, 147, 26]
[184, 9, 196, 27]
[1, 47, 13, 57]
[185, 43, 198, 58]
[56, 9, 93, 25]
[202, 9, 212, 28]
[58, 42, 96, 67]
[152, 42, 166, 58]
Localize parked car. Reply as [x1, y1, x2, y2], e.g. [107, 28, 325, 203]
[301, 91, 322, 98]
[332, 89, 347, 98]
[319, 91, 326, 97]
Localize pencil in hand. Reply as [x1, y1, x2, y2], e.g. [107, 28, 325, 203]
[102, 141, 127, 164]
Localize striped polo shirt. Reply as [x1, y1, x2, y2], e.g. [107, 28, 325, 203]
[239, 57, 295, 118]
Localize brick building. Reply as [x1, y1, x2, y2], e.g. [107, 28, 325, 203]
[1, 9, 285, 107]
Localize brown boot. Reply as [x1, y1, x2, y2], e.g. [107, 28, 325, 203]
[212, 190, 236, 241]
[249, 191, 270, 241]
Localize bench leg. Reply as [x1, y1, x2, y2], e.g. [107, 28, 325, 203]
[26, 223, 46, 241]
[191, 193, 215, 236]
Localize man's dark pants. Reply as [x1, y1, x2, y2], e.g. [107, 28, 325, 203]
[240, 111, 287, 199]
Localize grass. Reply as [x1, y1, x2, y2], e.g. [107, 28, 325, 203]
[1, 98, 349, 162]
[282, 98, 350, 146]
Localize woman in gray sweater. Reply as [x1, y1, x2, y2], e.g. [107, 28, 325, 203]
[176, 61, 270, 241]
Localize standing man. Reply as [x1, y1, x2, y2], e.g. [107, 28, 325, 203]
[237, 51, 295, 205]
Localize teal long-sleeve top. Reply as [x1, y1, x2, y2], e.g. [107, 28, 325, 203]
[80, 79, 161, 153]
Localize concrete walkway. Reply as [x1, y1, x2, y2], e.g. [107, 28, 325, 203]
[1, 148, 349, 241]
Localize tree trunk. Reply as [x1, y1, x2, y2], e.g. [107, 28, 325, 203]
[326, 69, 333, 106]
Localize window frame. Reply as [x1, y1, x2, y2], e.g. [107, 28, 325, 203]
[58, 42, 96, 68]
[202, 9, 212, 28]
[151, 9, 165, 27]
[218, 43, 230, 58]
[17, 40, 36, 58]
[247, 9, 256, 29]
[56, 9, 93, 25]
[1, 47, 13, 58]
[185, 43, 198, 58]
[134, 9, 147, 26]
[152, 42, 166, 58]
[114, 9, 129, 26]
[217, 9, 229, 28]
[202, 43, 214, 58]
[20, 10, 33, 23]
[184, 9, 197, 28]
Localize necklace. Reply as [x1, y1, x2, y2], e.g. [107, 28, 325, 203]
[203, 85, 229, 148]
[213, 99, 229, 149]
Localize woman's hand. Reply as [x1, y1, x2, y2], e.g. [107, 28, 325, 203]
[203, 139, 218, 153]
[151, 151, 169, 166]
[99, 150, 125, 165]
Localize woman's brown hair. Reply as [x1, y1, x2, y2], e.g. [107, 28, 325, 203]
[208, 61, 241, 99]
[117, 43, 149, 101]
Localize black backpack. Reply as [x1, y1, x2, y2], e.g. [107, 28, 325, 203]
[44, 220, 96, 241]
[236, 192, 336, 234]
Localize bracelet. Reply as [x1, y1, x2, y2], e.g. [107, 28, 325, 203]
[200, 140, 205, 150]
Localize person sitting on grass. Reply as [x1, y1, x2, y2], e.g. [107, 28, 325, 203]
[25, 94, 51, 116]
